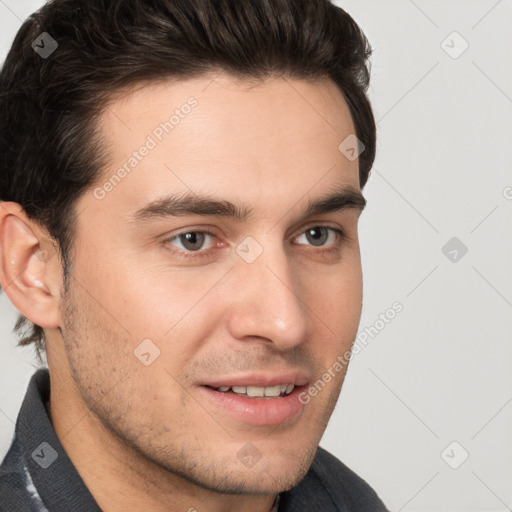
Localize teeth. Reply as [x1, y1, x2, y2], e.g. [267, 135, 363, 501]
[263, 385, 282, 397]
[247, 386, 265, 397]
[215, 384, 295, 397]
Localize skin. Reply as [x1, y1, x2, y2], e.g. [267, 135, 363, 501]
[0, 72, 365, 512]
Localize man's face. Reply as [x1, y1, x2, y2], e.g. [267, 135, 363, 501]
[56, 72, 364, 495]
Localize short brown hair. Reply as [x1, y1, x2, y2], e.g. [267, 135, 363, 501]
[0, 0, 376, 359]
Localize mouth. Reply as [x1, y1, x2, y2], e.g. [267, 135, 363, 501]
[198, 382, 308, 426]
[206, 384, 296, 398]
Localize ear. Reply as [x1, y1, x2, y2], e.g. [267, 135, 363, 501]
[0, 202, 62, 329]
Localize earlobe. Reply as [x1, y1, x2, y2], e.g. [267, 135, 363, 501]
[0, 201, 61, 329]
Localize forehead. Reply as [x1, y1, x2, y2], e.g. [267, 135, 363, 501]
[88, 72, 360, 222]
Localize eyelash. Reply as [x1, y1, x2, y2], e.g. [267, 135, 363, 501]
[163, 226, 346, 261]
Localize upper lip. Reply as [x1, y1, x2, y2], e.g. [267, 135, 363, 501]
[202, 371, 311, 388]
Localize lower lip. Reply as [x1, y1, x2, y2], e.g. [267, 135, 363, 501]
[198, 386, 307, 426]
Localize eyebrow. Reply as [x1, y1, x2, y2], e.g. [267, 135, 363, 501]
[130, 185, 366, 224]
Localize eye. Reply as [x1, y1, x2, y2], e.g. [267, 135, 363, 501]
[163, 225, 345, 261]
[294, 226, 343, 247]
[166, 231, 216, 253]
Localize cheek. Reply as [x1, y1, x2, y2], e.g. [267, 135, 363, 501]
[76, 247, 223, 343]
[306, 255, 362, 332]
[300, 264, 362, 385]
[62, 283, 194, 417]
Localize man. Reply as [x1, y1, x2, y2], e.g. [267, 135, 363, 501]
[0, 0, 388, 510]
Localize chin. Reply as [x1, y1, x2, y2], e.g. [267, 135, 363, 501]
[160, 449, 314, 496]
[197, 468, 308, 496]
[232, 448, 316, 494]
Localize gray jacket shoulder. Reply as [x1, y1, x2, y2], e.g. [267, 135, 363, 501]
[284, 446, 389, 511]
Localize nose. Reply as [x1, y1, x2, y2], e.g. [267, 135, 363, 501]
[226, 241, 313, 351]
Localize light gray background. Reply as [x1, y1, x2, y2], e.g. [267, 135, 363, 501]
[1, 1, 511, 510]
